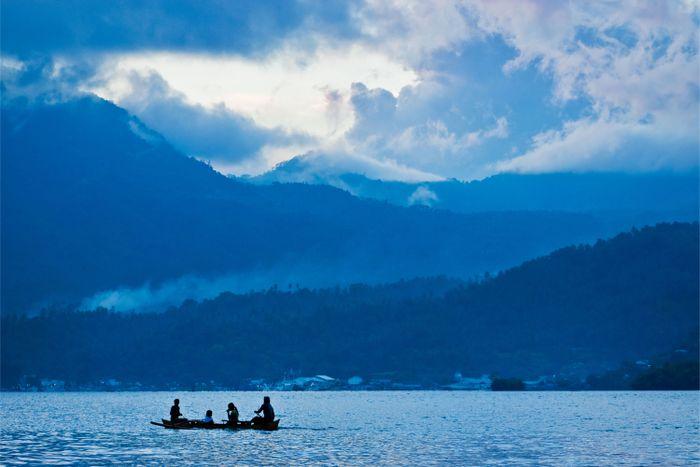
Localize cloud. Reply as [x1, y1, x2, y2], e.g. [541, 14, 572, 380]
[81, 246, 435, 312]
[0, 55, 102, 102]
[323, 87, 346, 135]
[495, 114, 699, 173]
[469, 1, 697, 102]
[345, 81, 511, 178]
[2, 0, 698, 179]
[93, 70, 310, 165]
[90, 44, 416, 142]
[1, 0, 361, 58]
[407, 186, 439, 206]
[79, 272, 291, 313]
[352, 0, 478, 66]
[394, 116, 508, 153]
[76, 42, 417, 174]
[1, 0, 475, 67]
[343, 0, 699, 177]
[466, 0, 699, 173]
[267, 150, 444, 183]
[347, 82, 398, 140]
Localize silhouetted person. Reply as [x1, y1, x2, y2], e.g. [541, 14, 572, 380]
[170, 398, 185, 422]
[251, 396, 275, 425]
[227, 402, 239, 425]
[201, 409, 214, 424]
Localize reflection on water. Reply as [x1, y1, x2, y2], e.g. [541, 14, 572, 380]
[1, 391, 698, 465]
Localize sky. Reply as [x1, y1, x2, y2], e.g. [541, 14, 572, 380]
[1, 0, 698, 181]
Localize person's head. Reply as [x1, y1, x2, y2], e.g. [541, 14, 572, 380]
[174, 399, 179, 405]
[206, 409, 212, 417]
[264, 396, 270, 404]
[228, 402, 235, 410]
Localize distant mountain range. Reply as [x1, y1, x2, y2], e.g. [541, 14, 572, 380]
[3, 222, 697, 388]
[2, 95, 697, 314]
[249, 153, 698, 217]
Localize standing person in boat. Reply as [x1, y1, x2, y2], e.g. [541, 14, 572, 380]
[251, 396, 275, 425]
[170, 398, 186, 423]
[226, 402, 239, 426]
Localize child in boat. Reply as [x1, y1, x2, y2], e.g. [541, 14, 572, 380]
[226, 402, 239, 425]
[251, 396, 275, 425]
[170, 399, 186, 422]
[201, 410, 214, 424]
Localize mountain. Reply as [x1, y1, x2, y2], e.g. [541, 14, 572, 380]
[4, 95, 680, 314]
[3, 223, 697, 388]
[250, 153, 699, 219]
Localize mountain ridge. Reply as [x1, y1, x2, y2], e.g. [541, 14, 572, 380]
[249, 153, 699, 216]
[2, 95, 696, 314]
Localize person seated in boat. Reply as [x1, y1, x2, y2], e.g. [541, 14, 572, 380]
[200, 410, 214, 425]
[170, 398, 186, 423]
[226, 402, 239, 425]
[251, 396, 275, 425]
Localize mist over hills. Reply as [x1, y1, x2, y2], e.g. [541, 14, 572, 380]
[2, 222, 696, 388]
[4, 95, 689, 314]
[251, 153, 699, 217]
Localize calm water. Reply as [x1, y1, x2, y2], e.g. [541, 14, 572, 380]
[1, 391, 698, 465]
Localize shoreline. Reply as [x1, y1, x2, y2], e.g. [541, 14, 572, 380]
[3, 389, 699, 393]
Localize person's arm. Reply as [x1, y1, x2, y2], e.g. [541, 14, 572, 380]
[255, 404, 263, 414]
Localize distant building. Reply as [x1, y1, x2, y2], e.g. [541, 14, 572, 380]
[446, 374, 491, 390]
[273, 375, 338, 391]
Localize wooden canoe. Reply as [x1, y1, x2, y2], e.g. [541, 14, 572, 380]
[151, 419, 280, 431]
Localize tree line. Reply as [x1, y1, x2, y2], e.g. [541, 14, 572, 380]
[2, 223, 697, 389]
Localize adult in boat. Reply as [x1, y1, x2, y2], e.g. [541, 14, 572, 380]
[251, 396, 275, 425]
[170, 398, 186, 423]
[200, 410, 214, 425]
[226, 402, 239, 425]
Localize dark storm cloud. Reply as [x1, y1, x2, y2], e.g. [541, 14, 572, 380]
[1, 0, 362, 58]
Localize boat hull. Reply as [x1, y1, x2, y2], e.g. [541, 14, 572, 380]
[151, 419, 280, 431]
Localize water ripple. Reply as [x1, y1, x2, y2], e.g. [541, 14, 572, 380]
[1, 391, 698, 465]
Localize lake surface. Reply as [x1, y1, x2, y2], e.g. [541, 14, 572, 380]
[1, 391, 698, 465]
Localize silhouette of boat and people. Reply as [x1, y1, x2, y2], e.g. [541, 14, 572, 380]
[152, 397, 280, 431]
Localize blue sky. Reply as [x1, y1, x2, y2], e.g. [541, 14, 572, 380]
[2, 0, 698, 180]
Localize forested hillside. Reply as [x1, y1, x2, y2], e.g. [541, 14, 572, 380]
[3, 223, 696, 389]
[1, 96, 657, 314]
